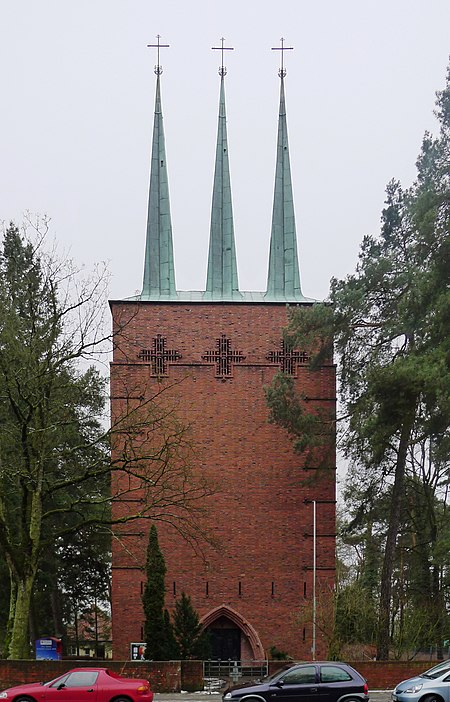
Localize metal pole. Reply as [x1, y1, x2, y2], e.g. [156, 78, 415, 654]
[312, 500, 316, 661]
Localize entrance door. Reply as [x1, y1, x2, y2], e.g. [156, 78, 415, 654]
[209, 627, 241, 660]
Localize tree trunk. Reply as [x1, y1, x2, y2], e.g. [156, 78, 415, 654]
[51, 587, 63, 639]
[7, 479, 43, 659]
[9, 573, 36, 659]
[29, 603, 36, 649]
[2, 576, 17, 658]
[75, 610, 79, 657]
[376, 411, 415, 660]
[432, 564, 444, 660]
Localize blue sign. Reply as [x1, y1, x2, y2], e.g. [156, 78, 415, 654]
[35, 637, 62, 660]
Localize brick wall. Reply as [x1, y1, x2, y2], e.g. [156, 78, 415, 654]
[0, 659, 434, 692]
[110, 301, 336, 662]
[348, 661, 431, 690]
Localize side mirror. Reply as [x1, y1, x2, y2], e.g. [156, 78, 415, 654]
[276, 680, 284, 688]
[57, 684, 66, 690]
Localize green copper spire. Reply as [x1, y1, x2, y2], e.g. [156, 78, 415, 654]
[141, 71, 176, 299]
[265, 71, 303, 301]
[205, 66, 241, 299]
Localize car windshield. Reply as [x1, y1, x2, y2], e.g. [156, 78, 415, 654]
[421, 661, 450, 679]
[44, 675, 68, 688]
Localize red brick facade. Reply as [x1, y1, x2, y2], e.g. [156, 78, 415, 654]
[110, 300, 336, 661]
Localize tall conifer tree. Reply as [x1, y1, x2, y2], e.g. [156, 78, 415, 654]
[142, 525, 173, 660]
[173, 591, 210, 659]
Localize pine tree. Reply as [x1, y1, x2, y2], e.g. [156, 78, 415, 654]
[172, 591, 210, 659]
[142, 525, 170, 660]
[163, 608, 179, 659]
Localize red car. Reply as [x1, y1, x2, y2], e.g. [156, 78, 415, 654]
[0, 668, 154, 702]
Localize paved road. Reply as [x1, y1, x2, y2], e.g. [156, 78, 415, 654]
[155, 692, 393, 702]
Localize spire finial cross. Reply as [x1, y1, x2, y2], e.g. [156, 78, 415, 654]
[147, 34, 170, 76]
[212, 37, 234, 77]
[271, 37, 293, 78]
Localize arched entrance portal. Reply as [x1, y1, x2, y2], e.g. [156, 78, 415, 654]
[200, 605, 265, 661]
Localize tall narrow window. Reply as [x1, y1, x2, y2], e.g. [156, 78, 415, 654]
[173, 582, 176, 597]
[206, 582, 209, 597]
[271, 582, 275, 598]
[238, 581, 242, 596]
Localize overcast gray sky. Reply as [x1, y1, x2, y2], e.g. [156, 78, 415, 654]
[1, 1, 449, 302]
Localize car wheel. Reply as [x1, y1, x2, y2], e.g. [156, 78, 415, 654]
[110, 697, 132, 702]
[422, 695, 445, 702]
[14, 697, 35, 702]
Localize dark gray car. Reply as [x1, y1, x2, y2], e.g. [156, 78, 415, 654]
[223, 662, 369, 702]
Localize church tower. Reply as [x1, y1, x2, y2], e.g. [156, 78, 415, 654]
[110, 39, 336, 662]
